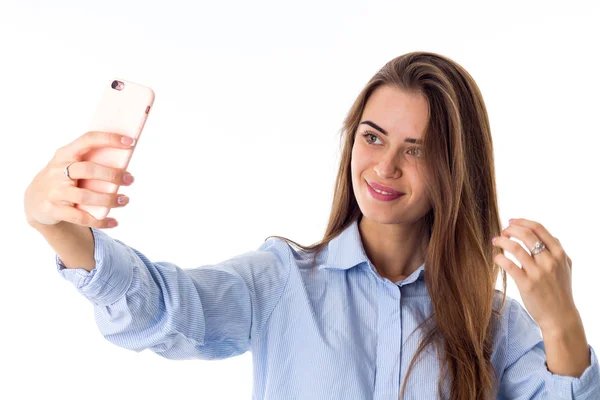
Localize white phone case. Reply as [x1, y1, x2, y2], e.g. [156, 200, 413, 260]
[75, 78, 155, 220]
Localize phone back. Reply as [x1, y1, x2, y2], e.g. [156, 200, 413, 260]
[75, 78, 155, 220]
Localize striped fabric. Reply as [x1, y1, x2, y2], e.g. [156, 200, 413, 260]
[56, 219, 599, 399]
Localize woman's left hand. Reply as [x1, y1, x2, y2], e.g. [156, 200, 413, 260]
[492, 218, 580, 334]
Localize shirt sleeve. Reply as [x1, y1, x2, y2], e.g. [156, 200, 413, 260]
[55, 227, 291, 360]
[498, 298, 600, 399]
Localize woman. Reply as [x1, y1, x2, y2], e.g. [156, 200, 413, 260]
[25, 51, 599, 399]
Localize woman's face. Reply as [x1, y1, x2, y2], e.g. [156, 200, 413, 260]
[351, 85, 432, 225]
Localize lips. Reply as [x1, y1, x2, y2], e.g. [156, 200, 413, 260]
[367, 180, 404, 195]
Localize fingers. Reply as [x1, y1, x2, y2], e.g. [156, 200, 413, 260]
[494, 253, 528, 290]
[57, 131, 136, 161]
[26, 131, 136, 229]
[507, 218, 562, 257]
[59, 161, 134, 186]
[52, 204, 119, 229]
[54, 186, 130, 208]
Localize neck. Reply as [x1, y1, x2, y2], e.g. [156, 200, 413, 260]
[358, 216, 428, 282]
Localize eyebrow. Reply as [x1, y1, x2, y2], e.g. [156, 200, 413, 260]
[359, 120, 423, 144]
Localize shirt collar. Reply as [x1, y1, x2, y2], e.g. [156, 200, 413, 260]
[321, 219, 426, 284]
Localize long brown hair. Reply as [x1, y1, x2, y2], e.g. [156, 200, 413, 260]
[265, 51, 507, 399]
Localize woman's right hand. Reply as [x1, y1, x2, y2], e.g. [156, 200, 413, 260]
[24, 131, 137, 229]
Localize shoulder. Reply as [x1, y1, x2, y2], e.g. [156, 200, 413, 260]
[199, 237, 296, 294]
[255, 237, 306, 268]
[494, 292, 541, 338]
[257, 236, 324, 268]
[222, 237, 296, 269]
[492, 292, 544, 368]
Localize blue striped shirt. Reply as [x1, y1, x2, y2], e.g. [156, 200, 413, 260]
[56, 220, 599, 399]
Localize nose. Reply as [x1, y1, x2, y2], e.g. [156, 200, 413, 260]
[373, 154, 402, 179]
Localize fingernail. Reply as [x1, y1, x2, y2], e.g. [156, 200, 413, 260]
[509, 218, 515, 224]
[123, 174, 134, 184]
[121, 136, 136, 146]
[118, 195, 129, 204]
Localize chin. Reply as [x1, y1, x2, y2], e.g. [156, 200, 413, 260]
[362, 213, 407, 225]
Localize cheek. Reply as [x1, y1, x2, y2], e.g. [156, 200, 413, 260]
[351, 145, 370, 170]
[350, 147, 368, 188]
[411, 178, 431, 204]
[350, 146, 360, 173]
[351, 159, 367, 188]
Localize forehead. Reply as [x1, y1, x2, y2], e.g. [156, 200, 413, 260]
[361, 85, 429, 138]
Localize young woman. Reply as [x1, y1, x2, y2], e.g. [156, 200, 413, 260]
[25, 51, 599, 399]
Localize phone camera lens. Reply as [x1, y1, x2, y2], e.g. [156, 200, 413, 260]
[111, 80, 125, 91]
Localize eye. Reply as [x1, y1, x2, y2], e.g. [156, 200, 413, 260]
[362, 131, 423, 157]
[362, 131, 381, 145]
[407, 147, 423, 157]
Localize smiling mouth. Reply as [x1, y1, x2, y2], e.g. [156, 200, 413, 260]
[366, 182, 405, 201]
[366, 180, 404, 196]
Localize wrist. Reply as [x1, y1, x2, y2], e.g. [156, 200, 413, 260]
[541, 314, 591, 377]
[540, 307, 582, 337]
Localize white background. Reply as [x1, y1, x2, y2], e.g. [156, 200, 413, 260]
[2, 0, 599, 398]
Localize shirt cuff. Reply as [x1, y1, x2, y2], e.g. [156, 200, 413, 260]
[56, 227, 134, 306]
[542, 344, 600, 398]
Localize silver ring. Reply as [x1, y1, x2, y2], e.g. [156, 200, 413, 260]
[63, 161, 76, 181]
[530, 240, 546, 256]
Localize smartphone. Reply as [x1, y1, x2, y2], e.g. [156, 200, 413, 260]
[75, 78, 155, 220]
